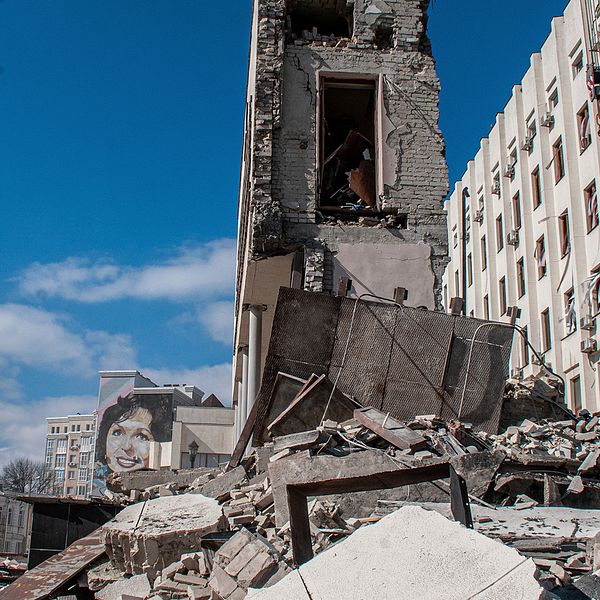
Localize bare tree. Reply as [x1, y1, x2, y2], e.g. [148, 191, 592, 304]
[0, 458, 54, 495]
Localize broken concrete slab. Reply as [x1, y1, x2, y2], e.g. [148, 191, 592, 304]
[273, 430, 326, 454]
[199, 466, 248, 502]
[95, 574, 151, 600]
[354, 407, 428, 451]
[108, 468, 215, 493]
[247, 506, 543, 599]
[449, 451, 505, 498]
[101, 494, 226, 579]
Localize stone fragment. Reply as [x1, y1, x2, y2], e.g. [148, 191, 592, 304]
[95, 574, 151, 600]
[567, 475, 585, 495]
[101, 494, 225, 579]
[209, 564, 239, 599]
[200, 466, 248, 502]
[580, 450, 600, 473]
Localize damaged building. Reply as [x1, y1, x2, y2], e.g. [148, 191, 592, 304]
[233, 0, 449, 438]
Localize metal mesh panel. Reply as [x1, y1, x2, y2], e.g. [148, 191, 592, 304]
[251, 289, 514, 437]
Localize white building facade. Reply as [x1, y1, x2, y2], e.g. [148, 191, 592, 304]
[45, 414, 96, 498]
[444, 0, 600, 414]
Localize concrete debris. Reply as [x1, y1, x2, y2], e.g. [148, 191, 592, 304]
[246, 506, 544, 599]
[95, 574, 151, 600]
[101, 494, 226, 578]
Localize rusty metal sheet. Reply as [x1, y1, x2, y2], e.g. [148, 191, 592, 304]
[0, 531, 104, 600]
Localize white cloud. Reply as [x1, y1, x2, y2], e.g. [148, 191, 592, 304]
[0, 303, 136, 377]
[18, 239, 236, 303]
[143, 362, 233, 406]
[197, 301, 234, 345]
[0, 395, 97, 467]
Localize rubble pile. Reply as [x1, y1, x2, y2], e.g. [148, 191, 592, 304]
[0, 558, 26, 587]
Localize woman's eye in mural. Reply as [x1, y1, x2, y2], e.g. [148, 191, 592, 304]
[135, 432, 150, 442]
[110, 429, 123, 437]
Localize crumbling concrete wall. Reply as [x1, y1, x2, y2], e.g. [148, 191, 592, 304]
[244, 0, 448, 307]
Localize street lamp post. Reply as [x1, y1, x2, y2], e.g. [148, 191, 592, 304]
[188, 441, 199, 469]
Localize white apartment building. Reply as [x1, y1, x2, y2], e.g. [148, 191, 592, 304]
[45, 414, 96, 498]
[444, 0, 600, 414]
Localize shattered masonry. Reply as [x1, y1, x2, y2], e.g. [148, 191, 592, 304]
[237, 0, 449, 307]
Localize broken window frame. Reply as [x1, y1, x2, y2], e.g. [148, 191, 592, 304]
[585, 180, 599, 233]
[552, 137, 565, 183]
[541, 307, 552, 353]
[570, 375, 582, 414]
[578, 103, 592, 153]
[532, 166, 542, 209]
[564, 287, 577, 337]
[516, 257, 526, 298]
[512, 192, 522, 230]
[535, 236, 547, 279]
[558, 210, 570, 257]
[317, 73, 383, 216]
[520, 325, 529, 367]
[496, 214, 504, 253]
[480, 235, 487, 271]
[499, 276, 507, 316]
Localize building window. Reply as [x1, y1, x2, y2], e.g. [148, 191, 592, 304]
[496, 214, 504, 252]
[517, 258, 526, 298]
[535, 236, 547, 279]
[86, 424, 91, 431]
[64, 426, 67, 433]
[454, 271, 460, 296]
[68, 471, 75, 480]
[541, 308, 552, 352]
[79, 452, 89, 467]
[481, 236, 487, 271]
[55, 468, 65, 482]
[578, 104, 592, 152]
[549, 88, 559, 108]
[80, 437, 92, 452]
[552, 138, 565, 183]
[79, 468, 89, 482]
[570, 375, 582, 414]
[499, 277, 507, 316]
[452, 226, 458, 248]
[525, 116, 536, 153]
[77, 485, 87, 496]
[66, 487, 73, 495]
[512, 192, 521, 230]
[45, 454, 52, 467]
[46, 439, 54, 452]
[319, 76, 377, 211]
[508, 148, 517, 181]
[558, 210, 570, 257]
[532, 166, 542, 209]
[572, 52, 584, 78]
[521, 325, 529, 367]
[69, 454, 76, 465]
[467, 253, 473, 287]
[492, 172, 501, 197]
[56, 438, 67, 453]
[288, 3, 353, 39]
[483, 295, 490, 320]
[564, 288, 577, 336]
[585, 180, 599, 232]
[55, 455, 66, 468]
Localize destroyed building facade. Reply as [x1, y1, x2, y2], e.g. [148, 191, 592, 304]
[233, 0, 449, 440]
[444, 0, 600, 415]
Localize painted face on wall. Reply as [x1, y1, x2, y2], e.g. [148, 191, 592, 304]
[105, 407, 154, 472]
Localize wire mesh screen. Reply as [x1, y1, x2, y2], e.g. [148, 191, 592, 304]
[253, 288, 514, 436]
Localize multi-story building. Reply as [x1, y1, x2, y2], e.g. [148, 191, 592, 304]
[45, 414, 96, 498]
[444, 0, 600, 413]
[0, 493, 31, 557]
[232, 0, 450, 440]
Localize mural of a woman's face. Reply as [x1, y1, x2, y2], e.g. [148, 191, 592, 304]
[105, 407, 154, 472]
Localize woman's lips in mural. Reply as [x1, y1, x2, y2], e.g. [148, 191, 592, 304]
[116, 456, 141, 469]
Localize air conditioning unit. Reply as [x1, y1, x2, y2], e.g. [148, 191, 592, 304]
[581, 338, 598, 354]
[473, 209, 484, 223]
[504, 163, 515, 178]
[541, 111, 554, 127]
[491, 181, 501, 195]
[68, 462, 78, 468]
[510, 367, 523, 380]
[521, 135, 533, 152]
[580, 315, 596, 331]
[506, 230, 519, 246]
[70, 445, 79, 451]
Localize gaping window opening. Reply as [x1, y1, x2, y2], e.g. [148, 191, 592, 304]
[535, 236, 547, 279]
[558, 210, 570, 257]
[564, 288, 577, 336]
[572, 52, 584, 78]
[541, 308, 552, 352]
[467, 253, 473, 287]
[578, 103, 592, 152]
[319, 77, 379, 216]
[570, 375, 582, 414]
[496, 214, 504, 252]
[483, 294, 490, 320]
[512, 192, 522, 230]
[585, 180, 599, 232]
[552, 137, 565, 183]
[499, 277, 507, 316]
[521, 325, 529, 367]
[287, 1, 353, 42]
[517, 257, 526, 298]
[532, 166, 542, 209]
[481, 235, 487, 271]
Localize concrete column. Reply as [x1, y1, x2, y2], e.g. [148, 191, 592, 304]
[240, 346, 249, 425]
[247, 306, 264, 415]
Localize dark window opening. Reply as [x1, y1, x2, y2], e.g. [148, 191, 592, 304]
[288, 3, 352, 40]
[374, 25, 394, 49]
[320, 78, 377, 212]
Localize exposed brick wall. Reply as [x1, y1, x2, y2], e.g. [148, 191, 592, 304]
[244, 0, 449, 307]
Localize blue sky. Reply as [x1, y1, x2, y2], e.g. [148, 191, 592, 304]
[0, 0, 568, 463]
